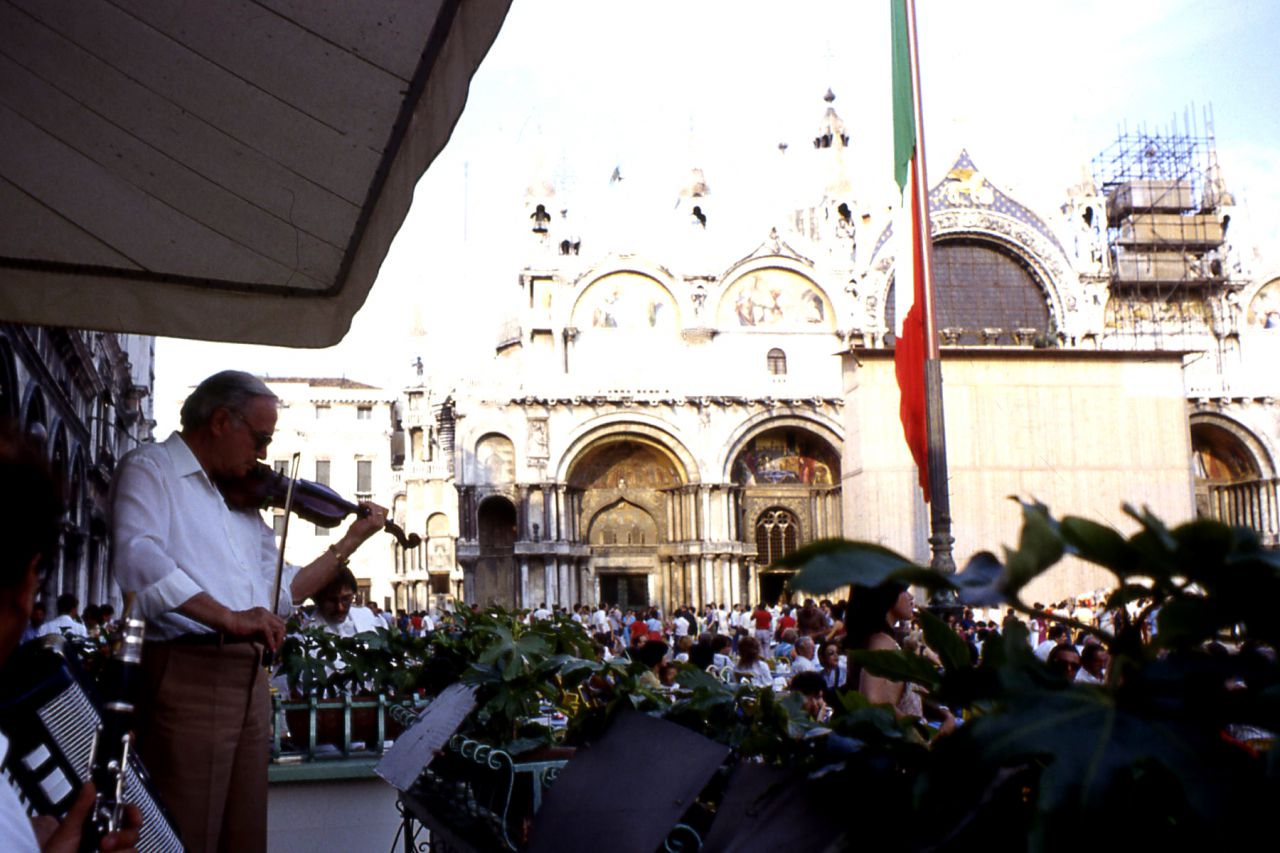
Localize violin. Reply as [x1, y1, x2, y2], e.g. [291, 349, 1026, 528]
[219, 463, 422, 550]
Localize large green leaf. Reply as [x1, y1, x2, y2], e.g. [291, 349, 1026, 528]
[1059, 516, 1131, 579]
[958, 684, 1240, 830]
[951, 550, 1007, 607]
[1002, 500, 1065, 596]
[917, 608, 971, 675]
[786, 539, 947, 594]
[848, 649, 941, 693]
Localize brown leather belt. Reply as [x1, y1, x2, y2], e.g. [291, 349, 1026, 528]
[151, 632, 256, 647]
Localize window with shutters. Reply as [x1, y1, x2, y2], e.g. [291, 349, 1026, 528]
[754, 508, 799, 566]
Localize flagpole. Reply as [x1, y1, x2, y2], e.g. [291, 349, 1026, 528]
[903, 0, 956, 577]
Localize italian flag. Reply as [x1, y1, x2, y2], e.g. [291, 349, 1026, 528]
[891, 0, 931, 502]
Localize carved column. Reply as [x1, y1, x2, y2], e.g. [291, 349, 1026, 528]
[516, 485, 530, 539]
[555, 484, 565, 537]
[559, 559, 571, 607]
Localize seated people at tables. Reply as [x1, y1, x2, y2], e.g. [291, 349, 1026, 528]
[733, 636, 772, 687]
[37, 592, 88, 638]
[310, 567, 382, 637]
[818, 642, 846, 703]
[710, 634, 734, 670]
[790, 672, 862, 756]
[635, 640, 668, 690]
[775, 628, 798, 660]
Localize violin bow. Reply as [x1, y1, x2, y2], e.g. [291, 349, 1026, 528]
[270, 452, 303, 621]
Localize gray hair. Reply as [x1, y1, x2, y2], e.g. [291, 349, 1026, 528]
[180, 370, 277, 430]
[796, 636, 815, 652]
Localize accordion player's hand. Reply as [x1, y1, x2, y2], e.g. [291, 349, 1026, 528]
[97, 803, 142, 852]
[32, 782, 143, 852]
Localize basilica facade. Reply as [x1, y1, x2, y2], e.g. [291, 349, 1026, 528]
[406, 94, 1277, 610]
[438, 101, 864, 613]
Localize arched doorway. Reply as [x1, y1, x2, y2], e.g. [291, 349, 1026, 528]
[588, 498, 659, 609]
[731, 425, 840, 603]
[1190, 420, 1272, 536]
[755, 507, 799, 604]
[474, 497, 517, 607]
[567, 437, 683, 609]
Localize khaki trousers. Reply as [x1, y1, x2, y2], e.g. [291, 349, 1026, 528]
[136, 641, 269, 853]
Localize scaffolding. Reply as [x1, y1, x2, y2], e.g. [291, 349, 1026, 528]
[1091, 106, 1229, 298]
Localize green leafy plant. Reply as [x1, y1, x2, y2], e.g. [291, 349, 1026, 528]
[782, 501, 1280, 850]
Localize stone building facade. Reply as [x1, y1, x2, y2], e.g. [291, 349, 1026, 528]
[840, 125, 1279, 597]
[406, 95, 1277, 608]
[259, 378, 401, 609]
[441, 100, 862, 613]
[0, 323, 154, 608]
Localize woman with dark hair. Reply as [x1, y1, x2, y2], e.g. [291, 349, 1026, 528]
[733, 635, 772, 686]
[635, 640, 669, 689]
[846, 582, 954, 733]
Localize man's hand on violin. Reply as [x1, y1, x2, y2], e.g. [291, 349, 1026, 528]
[347, 501, 389, 547]
[222, 606, 286, 652]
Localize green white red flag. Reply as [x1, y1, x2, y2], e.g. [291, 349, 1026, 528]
[891, 0, 931, 503]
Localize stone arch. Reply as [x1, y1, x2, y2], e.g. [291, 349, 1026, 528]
[556, 416, 698, 484]
[586, 499, 659, 546]
[426, 512, 454, 574]
[883, 231, 1058, 345]
[728, 425, 840, 488]
[474, 495, 517, 607]
[716, 265, 836, 332]
[426, 512, 451, 537]
[1242, 275, 1280, 332]
[474, 433, 516, 484]
[1188, 412, 1275, 528]
[721, 413, 843, 482]
[1189, 412, 1274, 480]
[23, 387, 48, 444]
[569, 270, 681, 330]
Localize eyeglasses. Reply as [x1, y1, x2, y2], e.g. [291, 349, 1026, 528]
[228, 410, 273, 450]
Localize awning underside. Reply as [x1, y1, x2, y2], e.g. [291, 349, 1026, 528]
[0, 0, 512, 346]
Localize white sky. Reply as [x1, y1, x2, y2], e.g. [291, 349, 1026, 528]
[154, 0, 1280, 433]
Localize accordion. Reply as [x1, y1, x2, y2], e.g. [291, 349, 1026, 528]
[0, 635, 184, 852]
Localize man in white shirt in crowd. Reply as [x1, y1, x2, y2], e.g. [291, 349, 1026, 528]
[312, 567, 383, 637]
[791, 636, 821, 674]
[1034, 624, 1071, 662]
[112, 370, 386, 853]
[590, 604, 608, 635]
[36, 593, 88, 639]
[1, 429, 141, 851]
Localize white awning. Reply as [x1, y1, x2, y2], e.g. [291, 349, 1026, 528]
[0, 0, 512, 347]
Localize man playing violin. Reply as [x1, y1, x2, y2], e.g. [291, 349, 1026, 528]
[111, 371, 388, 853]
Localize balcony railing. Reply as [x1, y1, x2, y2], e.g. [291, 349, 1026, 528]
[1205, 478, 1280, 545]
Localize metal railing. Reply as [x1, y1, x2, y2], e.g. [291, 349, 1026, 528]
[1206, 478, 1280, 545]
[270, 693, 430, 762]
